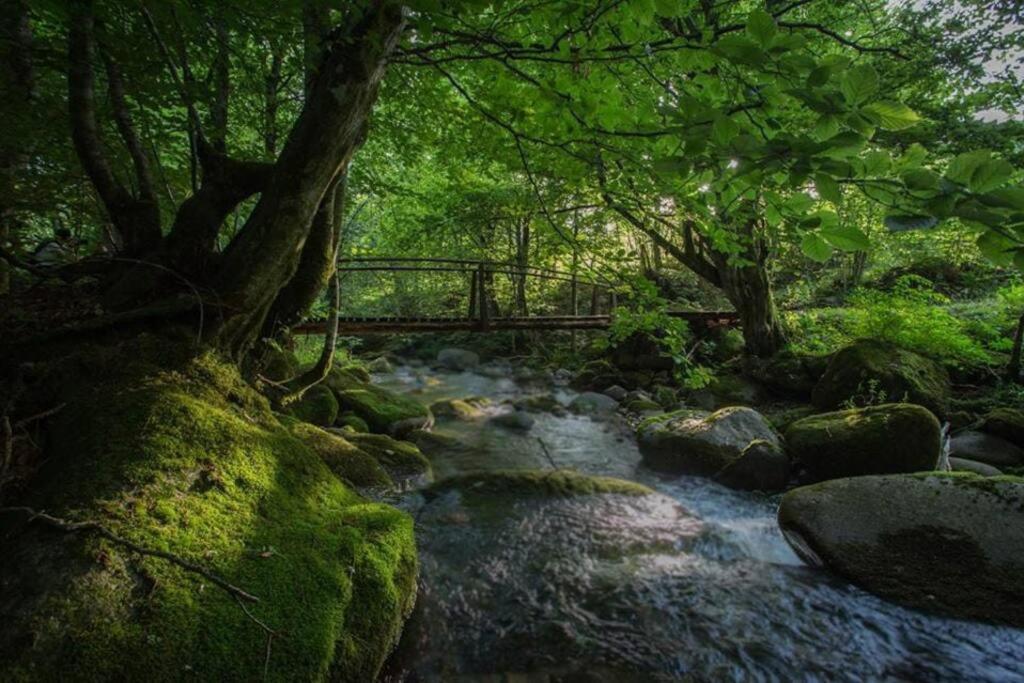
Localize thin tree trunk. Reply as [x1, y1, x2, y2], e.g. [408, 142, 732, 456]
[1007, 311, 1024, 383]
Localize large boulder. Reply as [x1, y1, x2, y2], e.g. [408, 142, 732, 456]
[569, 391, 620, 416]
[437, 348, 480, 371]
[339, 432, 433, 487]
[324, 367, 432, 436]
[292, 422, 392, 488]
[745, 350, 830, 398]
[778, 473, 1024, 626]
[949, 457, 1002, 477]
[811, 340, 950, 417]
[980, 408, 1024, 448]
[689, 373, 765, 410]
[785, 403, 941, 483]
[637, 407, 789, 491]
[949, 430, 1024, 468]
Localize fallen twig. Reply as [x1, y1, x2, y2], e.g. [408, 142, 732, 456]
[537, 437, 561, 472]
[0, 506, 260, 603]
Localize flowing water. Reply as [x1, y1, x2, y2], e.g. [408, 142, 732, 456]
[376, 362, 1024, 682]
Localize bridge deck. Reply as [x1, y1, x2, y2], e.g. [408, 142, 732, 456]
[294, 311, 739, 334]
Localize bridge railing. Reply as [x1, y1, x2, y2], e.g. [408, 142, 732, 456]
[335, 256, 618, 330]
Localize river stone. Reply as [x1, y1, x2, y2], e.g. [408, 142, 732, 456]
[811, 339, 950, 417]
[430, 398, 487, 421]
[570, 391, 620, 415]
[603, 384, 629, 401]
[949, 457, 1003, 477]
[949, 430, 1024, 467]
[785, 403, 941, 483]
[513, 394, 566, 416]
[489, 410, 535, 431]
[287, 384, 339, 427]
[637, 407, 788, 491]
[980, 408, 1024, 448]
[437, 348, 480, 371]
[778, 473, 1024, 626]
[326, 367, 432, 435]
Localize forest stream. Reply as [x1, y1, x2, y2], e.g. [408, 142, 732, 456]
[371, 361, 1024, 682]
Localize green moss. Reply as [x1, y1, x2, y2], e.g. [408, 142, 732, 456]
[337, 412, 370, 433]
[786, 403, 941, 483]
[324, 367, 429, 434]
[981, 408, 1024, 447]
[426, 469, 652, 499]
[0, 338, 416, 681]
[340, 432, 432, 482]
[811, 339, 951, 416]
[286, 383, 339, 427]
[291, 422, 393, 488]
[624, 398, 662, 413]
[259, 346, 300, 383]
[430, 398, 486, 421]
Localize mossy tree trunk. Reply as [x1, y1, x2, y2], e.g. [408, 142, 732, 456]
[63, 0, 405, 360]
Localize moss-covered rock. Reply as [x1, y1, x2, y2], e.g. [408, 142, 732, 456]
[745, 350, 830, 398]
[624, 398, 663, 413]
[0, 337, 417, 681]
[811, 339, 951, 416]
[259, 345, 300, 383]
[324, 366, 431, 436]
[339, 432, 432, 486]
[430, 397, 487, 421]
[426, 469, 652, 499]
[286, 383, 339, 427]
[512, 393, 566, 415]
[337, 412, 370, 433]
[778, 473, 1024, 626]
[292, 422, 393, 488]
[980, 407, 1024, 448]
[949, 457, 1002, 477]
[689, 373, 765, 410]
[785, 403, 941, 483]
[570, 359, 626, 391]
[638, 407, 789, 491]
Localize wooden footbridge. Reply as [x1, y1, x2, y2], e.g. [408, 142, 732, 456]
[293, 257, 739, 335]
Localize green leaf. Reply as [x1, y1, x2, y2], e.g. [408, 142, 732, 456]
[807, 65, 832, 88]
[713, 35, 765, 65]
[977, 230, 1017, 266]
[652, 157, 691, 174]
[839, 65, 879, 105]
[897, 143, 928, 169]
[884, 214, 939, 232]
[969, 158, 1013, 193]
[800, 233, 832, 262]
[711, 114, 739, 146]
[980, 186, 1024, 210]
[811, 114, 841, 141]
[861, 101, 920, 130]
[946, 150, 991, 185]
[814, 174, 842, 203]
[784, 192, 815, 214]
[901, 168, 941, 191]
[821, 223, 870, 251]
[746, 8, 777, 47]
[860, 151, 891, 176]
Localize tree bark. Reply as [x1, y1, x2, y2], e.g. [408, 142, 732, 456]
[68, 1, 161, 257]
[1007, 310, 1024, 383]
[0, 0, 34, 295]
[213, 2, 405, 355]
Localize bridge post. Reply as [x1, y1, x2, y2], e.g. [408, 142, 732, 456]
[477, 263, 490, 331]
[467, 268, 478, 318]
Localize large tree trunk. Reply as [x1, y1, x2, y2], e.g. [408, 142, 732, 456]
[211, 3, 404, 356]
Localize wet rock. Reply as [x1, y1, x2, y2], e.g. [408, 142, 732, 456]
[339, 431, 433, 485]
[949, 457, 1002, 477]
[603, 385, 629, 402]
[949, 430, 1023, 468]
[811, 340, 950, 417]
[437, 348, 480, 371]
[430, 398, 488, 421]
[623, 389, 653, 404]
[623, 398, 662, 414]
[513, 394, 566, 416]
[570, 391, 620, 416]
[476, 363, 511, 379]
[489, 410, 535, 431]
[552, 367, 572, 382]
[571, 359, 626, 391]
[980, 408, 1024, 448]
[337, 412, 369, 433]
[785, 403, 941, 483]
[638, 407, 788, 491]
[778, 473, 1024, 626]
[325, 367, 432, 435]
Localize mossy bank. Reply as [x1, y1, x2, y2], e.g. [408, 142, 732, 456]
[0, 335, 417, 681]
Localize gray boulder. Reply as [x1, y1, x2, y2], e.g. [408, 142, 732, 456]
[638, 407, 788, 491]
[950, 430, 1023, 468]
[778, 473, 1024, 626]
[949, 457, 1002, 477]
[437, 348, 480, 371]
[570, 391, 620, 416]
[489, 410, 536, 431]
[366, 356, 394, 374]
[603, 385, 629, 402]
[785, 403, 941, 484]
